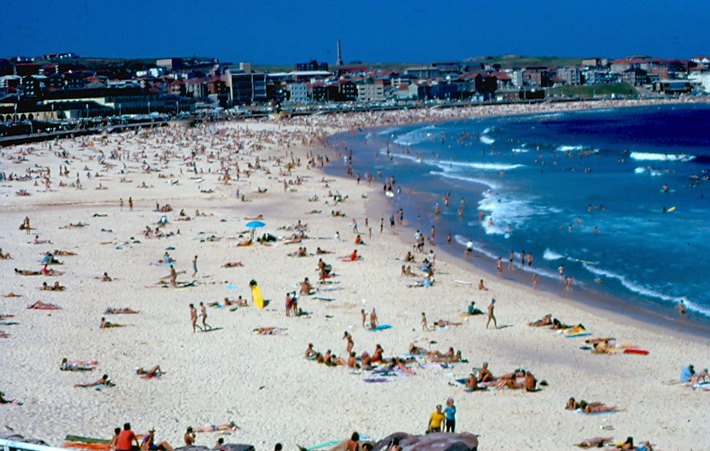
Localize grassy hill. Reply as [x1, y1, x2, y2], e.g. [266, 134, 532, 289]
[465, 55, 587, 69]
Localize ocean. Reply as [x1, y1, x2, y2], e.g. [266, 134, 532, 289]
[327, 104, 710, 328]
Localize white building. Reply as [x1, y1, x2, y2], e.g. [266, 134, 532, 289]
[356, 80, 385, 102]
[288, 82, 308, 103]
[699, 73, 710, 93]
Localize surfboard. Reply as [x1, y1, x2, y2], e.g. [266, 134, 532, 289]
[667, 206, 676, 212]
[565, 332, 591, 338]
[252, 285, 264, 309]
[623, 348, 649, 355]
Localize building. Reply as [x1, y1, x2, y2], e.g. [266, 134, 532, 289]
[522, 66, 550, 87]
[338, 80, 357, 101]
[156, 58, 184, 71]
[699, 73, 710, 93]
[231, 73, 267, 104]
[654, 80, 692, 94]
[556, 66, 581, 86]
[295, 60, 329, 72]
[622, 68, 648, 86]
[288, 82, 308, 103]
[405, 66, 439, 79]
[356, 80, 385, 102]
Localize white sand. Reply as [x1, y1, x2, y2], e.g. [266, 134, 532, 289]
[1, 102, 709, 450]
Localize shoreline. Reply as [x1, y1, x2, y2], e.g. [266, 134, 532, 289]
[1, 104, 709, 450]
[321, 100, 710, 343]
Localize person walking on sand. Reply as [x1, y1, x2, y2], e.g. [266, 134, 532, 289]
[496, 257, 502, 278]
[192, 255, 198, 278]
[361, 309, 367, 328]
[128, 197, 133, 211]
[486, 299, 498, 329]
[190, 304, 200, 332]
[199, 302, 211, 330]
[421, 312, 430, 332]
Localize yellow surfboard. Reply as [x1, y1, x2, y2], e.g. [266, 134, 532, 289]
[252, 285, 264, 309]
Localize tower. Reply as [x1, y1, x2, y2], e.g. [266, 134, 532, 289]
[336, 40, 343, 66]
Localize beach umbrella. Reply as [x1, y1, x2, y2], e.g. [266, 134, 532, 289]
[245, 220, 265, 239]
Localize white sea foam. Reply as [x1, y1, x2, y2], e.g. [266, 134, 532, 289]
[438, 161, 524, 171]
[580, 263, 710, 316]
[543, 249, 565, 260]
[630, 152, 695, 162]
[453, 235, 499, 259]
[634, 167, 663, 176]
[512, 148, 529, 153]
[430, 171, 497, 190]
[477, 195, 548, 236]
[480, 135, 495, 145]
[556, 145, 586, 152]
[393, 125, 439, 146]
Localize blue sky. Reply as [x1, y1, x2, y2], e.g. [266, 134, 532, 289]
[2, 0, 709, 64]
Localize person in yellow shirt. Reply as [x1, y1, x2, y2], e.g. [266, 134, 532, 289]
[427, 404, 445, 433]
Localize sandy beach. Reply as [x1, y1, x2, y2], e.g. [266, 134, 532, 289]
[1, 100, 709, 451]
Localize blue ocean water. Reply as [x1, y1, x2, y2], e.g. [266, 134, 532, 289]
[331, 104, 710, 321]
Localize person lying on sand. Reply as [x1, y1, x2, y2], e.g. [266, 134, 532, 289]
[100, 317, 124, 328]
[566, 397, 624, 414]
[74, 374, 111, 388]
[41, 265, 64, 276]
[0, 330, 10, 339]
[432, 319, 462, 328]
[192, 422, 238, 433]
[32, 235, 51, 245]
[407, 276, 434, 288]
[244, 215, 263, 220]
[0, 248, 12, 260]
[40, 281, 65, 291]
[428, 348, 463, 364]
[60, 222, 88, 229]
[0, 390, 23, 405]
[288, 247, 308, 257]
[136, 365, 163, 378]
[528, 314, 553, 327]
[1, 293, 22, 298]
[104, 307, 140, 314]
[53, 249, 77, 256]
[495, 370, 538, 391]
[28, 301, 61, 310]
[253, 327, 287, 335]
[236, 238, 252, 246]
[574, 437, 614, 448]
[316, 247, 334, 254]
[99, 272, 113, 282]
[550, 318, 584, 331]
[15, 268, 42, 276]
[60, 358, 97, 371]
[222, 261, 244, 268]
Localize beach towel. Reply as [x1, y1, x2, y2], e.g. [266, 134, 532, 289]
[565, 333, 592, 338]
[368, 324, 392, 331]
[314, 297, 335, 301]
[363, 378, 389, 383]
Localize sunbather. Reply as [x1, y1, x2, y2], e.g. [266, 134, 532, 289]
[192, 422, 237, 433]
[528, 314, 552, 327]
[28, 301, 61, 310]
[105, 307, 140, 314]
[136, 365, 163, 378]
[100, 317, 124, 328]
[0, 390, 23, 405]
[60, 358, 98, 371]
[74, 374, 110, 388]
[574, 437, 613, 448]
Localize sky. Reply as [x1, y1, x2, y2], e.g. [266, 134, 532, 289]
[2, 0, 709, 64]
